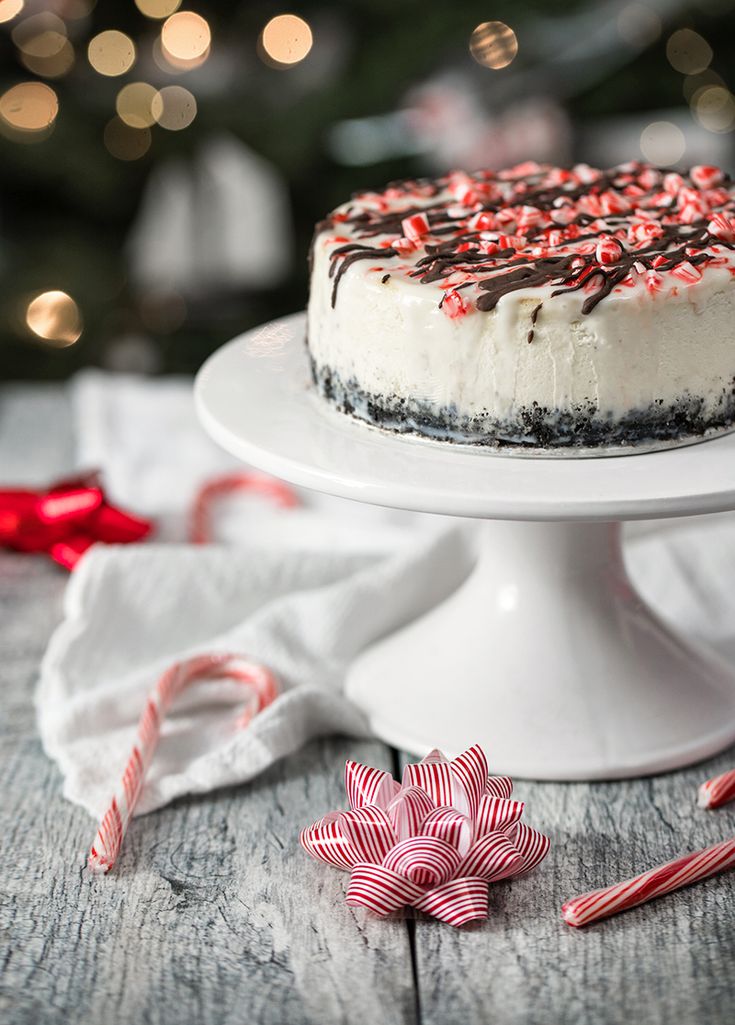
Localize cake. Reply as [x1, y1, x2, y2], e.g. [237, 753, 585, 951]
[306, 160, 735, 452]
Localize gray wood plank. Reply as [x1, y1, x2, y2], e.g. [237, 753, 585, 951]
[409, 752, 735, 1025]
[0, 387, 417, 1025]
[0, 554, 417, 1025]
[4, 382, 735, 1025]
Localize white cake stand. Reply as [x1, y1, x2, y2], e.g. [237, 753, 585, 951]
[195, 312, 735, 780]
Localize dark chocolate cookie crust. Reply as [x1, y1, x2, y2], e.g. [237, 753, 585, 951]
[310, 356, 735, 450]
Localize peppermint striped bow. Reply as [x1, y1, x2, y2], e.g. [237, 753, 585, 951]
[300, 745, 549, 927]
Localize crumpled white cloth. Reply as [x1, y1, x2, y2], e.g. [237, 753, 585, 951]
[37, 370, 735, 819]
[39, 530, 471, 818]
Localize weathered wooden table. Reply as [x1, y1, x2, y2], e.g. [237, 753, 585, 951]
[1, 385, 734, 1025]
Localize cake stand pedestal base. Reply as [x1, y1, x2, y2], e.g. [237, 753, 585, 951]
[196, 314, 735, 781]
[346, 520, 735, 779]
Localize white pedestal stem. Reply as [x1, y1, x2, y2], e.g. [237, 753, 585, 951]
[345, 519, 735, 780]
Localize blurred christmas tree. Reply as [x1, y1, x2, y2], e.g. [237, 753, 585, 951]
[0, 0, 733, 379]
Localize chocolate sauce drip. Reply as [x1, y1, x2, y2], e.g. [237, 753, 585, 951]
[322, 163, 735, 314]
[527, 302, 543, 343]
[328, 243, 398, 308]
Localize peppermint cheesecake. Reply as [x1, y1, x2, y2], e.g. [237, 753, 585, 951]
[306, 161, 735, 451]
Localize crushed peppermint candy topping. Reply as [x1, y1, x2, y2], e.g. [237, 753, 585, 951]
[441, 288, 468, 319]
[401, 212, 430, 242]
[320, 161, 735, 316]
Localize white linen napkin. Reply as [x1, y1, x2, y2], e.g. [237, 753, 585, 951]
[39, 371, 457, 817]
[37, 371, 735, 820]
[39, 530, 471, 818]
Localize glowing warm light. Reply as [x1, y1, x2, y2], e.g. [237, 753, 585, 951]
[21, 38, 75, 78]
[0, 0, 24, 25]
[13, 14, 74, 78]
[683, 68, 725, 102]
[135, 0, 181, 17]
[116, 82, 157, 128]
[617, 3, 661, 47]
[153, 33, 209, 72]
[161, 11, 210, 62]
[691, 85, 735, 133]
[0, 81, 58, 133]
[26, 291, 82, 347]
[469, 21, 518, 70]
[666, 29, 713, 75]
[103, 117, 152, 160]
[12, 13, 66, 54]
[639, 120, 686, 165]
[259, 14, 313, 66]
[88, 30, 136, 77]
[151, 84, 196, 130]
[18, 28, 66, 57]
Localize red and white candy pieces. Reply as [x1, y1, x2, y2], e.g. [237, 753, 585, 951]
[329, 161, 735, 320]
[401, 212, 430, 243]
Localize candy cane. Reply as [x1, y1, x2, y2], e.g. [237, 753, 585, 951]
[189, 472, 298, 543]
[562, 837, 735, 927]
[698, 768, 735, 810]
[87, 654, 278, 875]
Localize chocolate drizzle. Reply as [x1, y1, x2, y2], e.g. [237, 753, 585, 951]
[328, 243, 398, 308]
[320, 162, 735, 316]
[527, 302, 543, 343]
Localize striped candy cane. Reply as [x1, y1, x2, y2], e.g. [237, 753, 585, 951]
[189, 472, 298, 543]
[562, 837, 735, 927]
[88, 654, 278, 875]
[698, 768, 735, 810]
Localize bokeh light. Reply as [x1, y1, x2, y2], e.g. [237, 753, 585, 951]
[617, 3, 661, 47]
[151, 85, 196, 130]
[469, 21, 518, 70]
[21, 39, 75, 79]
[26, 291, 82, 347]
[14, 15, 75, 79]
[135, 0, 181, 18]
[639, 120, 686, 165]
[88, 30, 136, 77]
[103, 117, 152, 160]
[0, 0, 24, 25]
[0, 82, 58, 136]
[116, 82, 157, 128]
[666, 29, 713, 75]
[683, 68, 725, 102]
[691, 85, 735, 133]
[153, 33, 209, 71]
[259, 14, 313, 67]
[161, 11, 210, 62]
[12, 13, 66, 55]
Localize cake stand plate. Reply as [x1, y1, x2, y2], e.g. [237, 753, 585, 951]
[195, 313, 735, 780]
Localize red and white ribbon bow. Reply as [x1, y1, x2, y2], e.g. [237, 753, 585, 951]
[300, 745, 550, 927]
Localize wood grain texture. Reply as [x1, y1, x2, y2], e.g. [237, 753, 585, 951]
[0, 386, 415, 1025]
[1, 385, 735, 1025]
[407, 755, 735, 1025]
[0, 553, 416, 1025]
